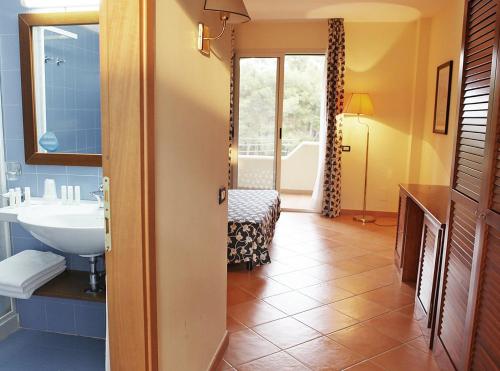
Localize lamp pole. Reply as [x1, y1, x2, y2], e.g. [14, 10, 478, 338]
[354, 114, 376, 224]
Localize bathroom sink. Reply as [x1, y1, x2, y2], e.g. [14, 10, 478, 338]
[17, 204, 105, 257]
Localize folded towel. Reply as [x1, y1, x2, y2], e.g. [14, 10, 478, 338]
[0, 264, 66, 299]
[0, 262, 66, 291]
[0, 250, 65, 289]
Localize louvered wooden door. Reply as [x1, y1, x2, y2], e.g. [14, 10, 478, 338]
[434, 0, 500, 370]
[416, 216, 444, 330]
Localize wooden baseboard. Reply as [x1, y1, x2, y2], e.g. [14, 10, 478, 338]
[341, 209, 398, 218]
[280, 189, 313, 195]
[208, 330, 229, 371]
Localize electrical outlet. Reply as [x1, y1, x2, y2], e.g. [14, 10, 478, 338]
[342, 145, 351, 152]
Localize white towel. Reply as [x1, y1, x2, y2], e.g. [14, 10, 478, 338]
[0, 264, 67, 299]
[0, 250, 66, 294]
[0, 262, 66, 292]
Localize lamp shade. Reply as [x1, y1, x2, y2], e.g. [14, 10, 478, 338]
[204, 0, 251, 23]
[344, 93, 374, 116]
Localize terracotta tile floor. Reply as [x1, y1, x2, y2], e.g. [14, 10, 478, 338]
[219, 213, 441, 370]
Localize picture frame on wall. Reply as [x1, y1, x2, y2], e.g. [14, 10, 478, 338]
[433, 61, 453, 135]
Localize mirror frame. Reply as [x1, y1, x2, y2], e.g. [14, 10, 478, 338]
[19, 12, 101, 167]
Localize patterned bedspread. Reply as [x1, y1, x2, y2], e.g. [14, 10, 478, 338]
[227, 190, 281, 266]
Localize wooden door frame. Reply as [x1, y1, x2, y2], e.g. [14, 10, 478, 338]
[100, 0, 157, 370]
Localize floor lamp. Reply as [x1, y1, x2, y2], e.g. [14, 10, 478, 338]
[344, 93, 376, 224]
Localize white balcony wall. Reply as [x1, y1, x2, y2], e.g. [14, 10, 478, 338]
[238, 142, 319, 191]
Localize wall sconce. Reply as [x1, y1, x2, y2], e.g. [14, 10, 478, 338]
[198, 0, 250, 56]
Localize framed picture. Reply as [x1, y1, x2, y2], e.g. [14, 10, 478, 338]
[433, 61, 453, 134]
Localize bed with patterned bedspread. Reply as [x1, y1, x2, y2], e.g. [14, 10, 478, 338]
[227, 190, 280, 268]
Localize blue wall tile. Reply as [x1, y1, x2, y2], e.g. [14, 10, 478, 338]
[16, 297, 106, 339]
[16, 297, 47, 331]
[1, 3, 105, 338]
[46, 299, 76, 335]
[75, 301, 106, 339]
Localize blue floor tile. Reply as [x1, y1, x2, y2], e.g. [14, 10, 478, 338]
[0, 329, 105, 371]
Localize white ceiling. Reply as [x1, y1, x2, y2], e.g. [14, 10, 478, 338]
[244, 0, 453, 22]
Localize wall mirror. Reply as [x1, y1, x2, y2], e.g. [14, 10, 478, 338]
[19, 12, 101, 166]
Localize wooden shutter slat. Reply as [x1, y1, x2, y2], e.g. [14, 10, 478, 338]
[469, 5, 496, 29]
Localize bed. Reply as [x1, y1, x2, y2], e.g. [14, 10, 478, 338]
[227, 190, 280, 269]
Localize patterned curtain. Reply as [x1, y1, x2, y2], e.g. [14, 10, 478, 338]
[228, 28, 236, 188]
[322, 19, 346, 218]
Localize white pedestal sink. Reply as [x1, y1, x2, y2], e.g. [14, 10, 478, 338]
[17, 204, 105, 257]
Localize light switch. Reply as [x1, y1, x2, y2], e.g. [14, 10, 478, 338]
[219, 187, 227, 204]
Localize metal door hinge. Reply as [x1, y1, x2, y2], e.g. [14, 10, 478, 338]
[103, 176, 112, 253]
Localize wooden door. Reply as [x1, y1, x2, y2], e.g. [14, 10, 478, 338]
[434, 0, 500, 370]
[100, 0, 157, 370]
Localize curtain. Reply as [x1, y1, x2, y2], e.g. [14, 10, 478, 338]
[228, 27, 236, 188]
[319, 18, 345, 218]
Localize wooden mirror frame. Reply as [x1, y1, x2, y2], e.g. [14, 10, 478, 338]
[19, 12, 101, 167]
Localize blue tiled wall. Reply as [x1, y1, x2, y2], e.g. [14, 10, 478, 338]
[16, 297, 106, 339]
[0, 3, 105, 339]
[44, 25, 101, 154]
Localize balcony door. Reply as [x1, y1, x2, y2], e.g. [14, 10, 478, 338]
[234, 53, 325, 210]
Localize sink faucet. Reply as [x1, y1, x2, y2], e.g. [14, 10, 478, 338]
[90, 184, 104, 208]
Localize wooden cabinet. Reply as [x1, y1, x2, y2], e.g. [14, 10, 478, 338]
[395, 184, 449, 347]
[433, 0, 500, 369]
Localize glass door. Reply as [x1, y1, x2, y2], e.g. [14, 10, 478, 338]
[280, 55, 325, 210]
[236, 57, 279, 189]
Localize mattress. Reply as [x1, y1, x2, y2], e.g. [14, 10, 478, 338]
[227, 190, 280, 266]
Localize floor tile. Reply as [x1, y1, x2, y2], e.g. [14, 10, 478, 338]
[287, 336, 364, 370]
[263, 291, 322, 315]
[299, 281, 354, 304]
[223, 329, 279, 366]
[293, 305, 357, 334]
[329, 296, 389, 321]
[272, 271, 323, 289]
[354, 254, 393, 268]
[215, 359, 235, 370]
[239, 277, 292, 298]
[359, 284, 415, 310]
[332, 274, 389, 294]
[228, 300, 287, 327]
[252, 317, 321, 349]
[298, 264, 352, 281]
[370, 344, 441, 371]
[237, 351, 309, 371]
[328, 323, 401, 358]
[256, 261, 298, 277]
[329, 260, 373, 275]
[227, 286, 256, 306]
[227, 316, 247, 333]
[363, 311, 423, 342]
[344, 360, 385, 370]
[405, 336, 431, 353]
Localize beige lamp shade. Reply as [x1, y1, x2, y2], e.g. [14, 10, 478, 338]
[204, 0, 251, 23]
[344, 93, 375, 116]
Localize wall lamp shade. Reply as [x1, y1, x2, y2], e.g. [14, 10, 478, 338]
[198, 0, 250, 56]
[344, 93, 375, 116]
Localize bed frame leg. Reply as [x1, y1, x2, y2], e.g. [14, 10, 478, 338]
[246, 261, 253, 271]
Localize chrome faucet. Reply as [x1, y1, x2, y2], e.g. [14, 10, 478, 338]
[90, 184, 104, 208]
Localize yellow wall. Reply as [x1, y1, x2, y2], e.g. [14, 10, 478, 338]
[409, 2, 464, 185]
[155, 0, 230, 369]
[235, 21, 419, 212]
